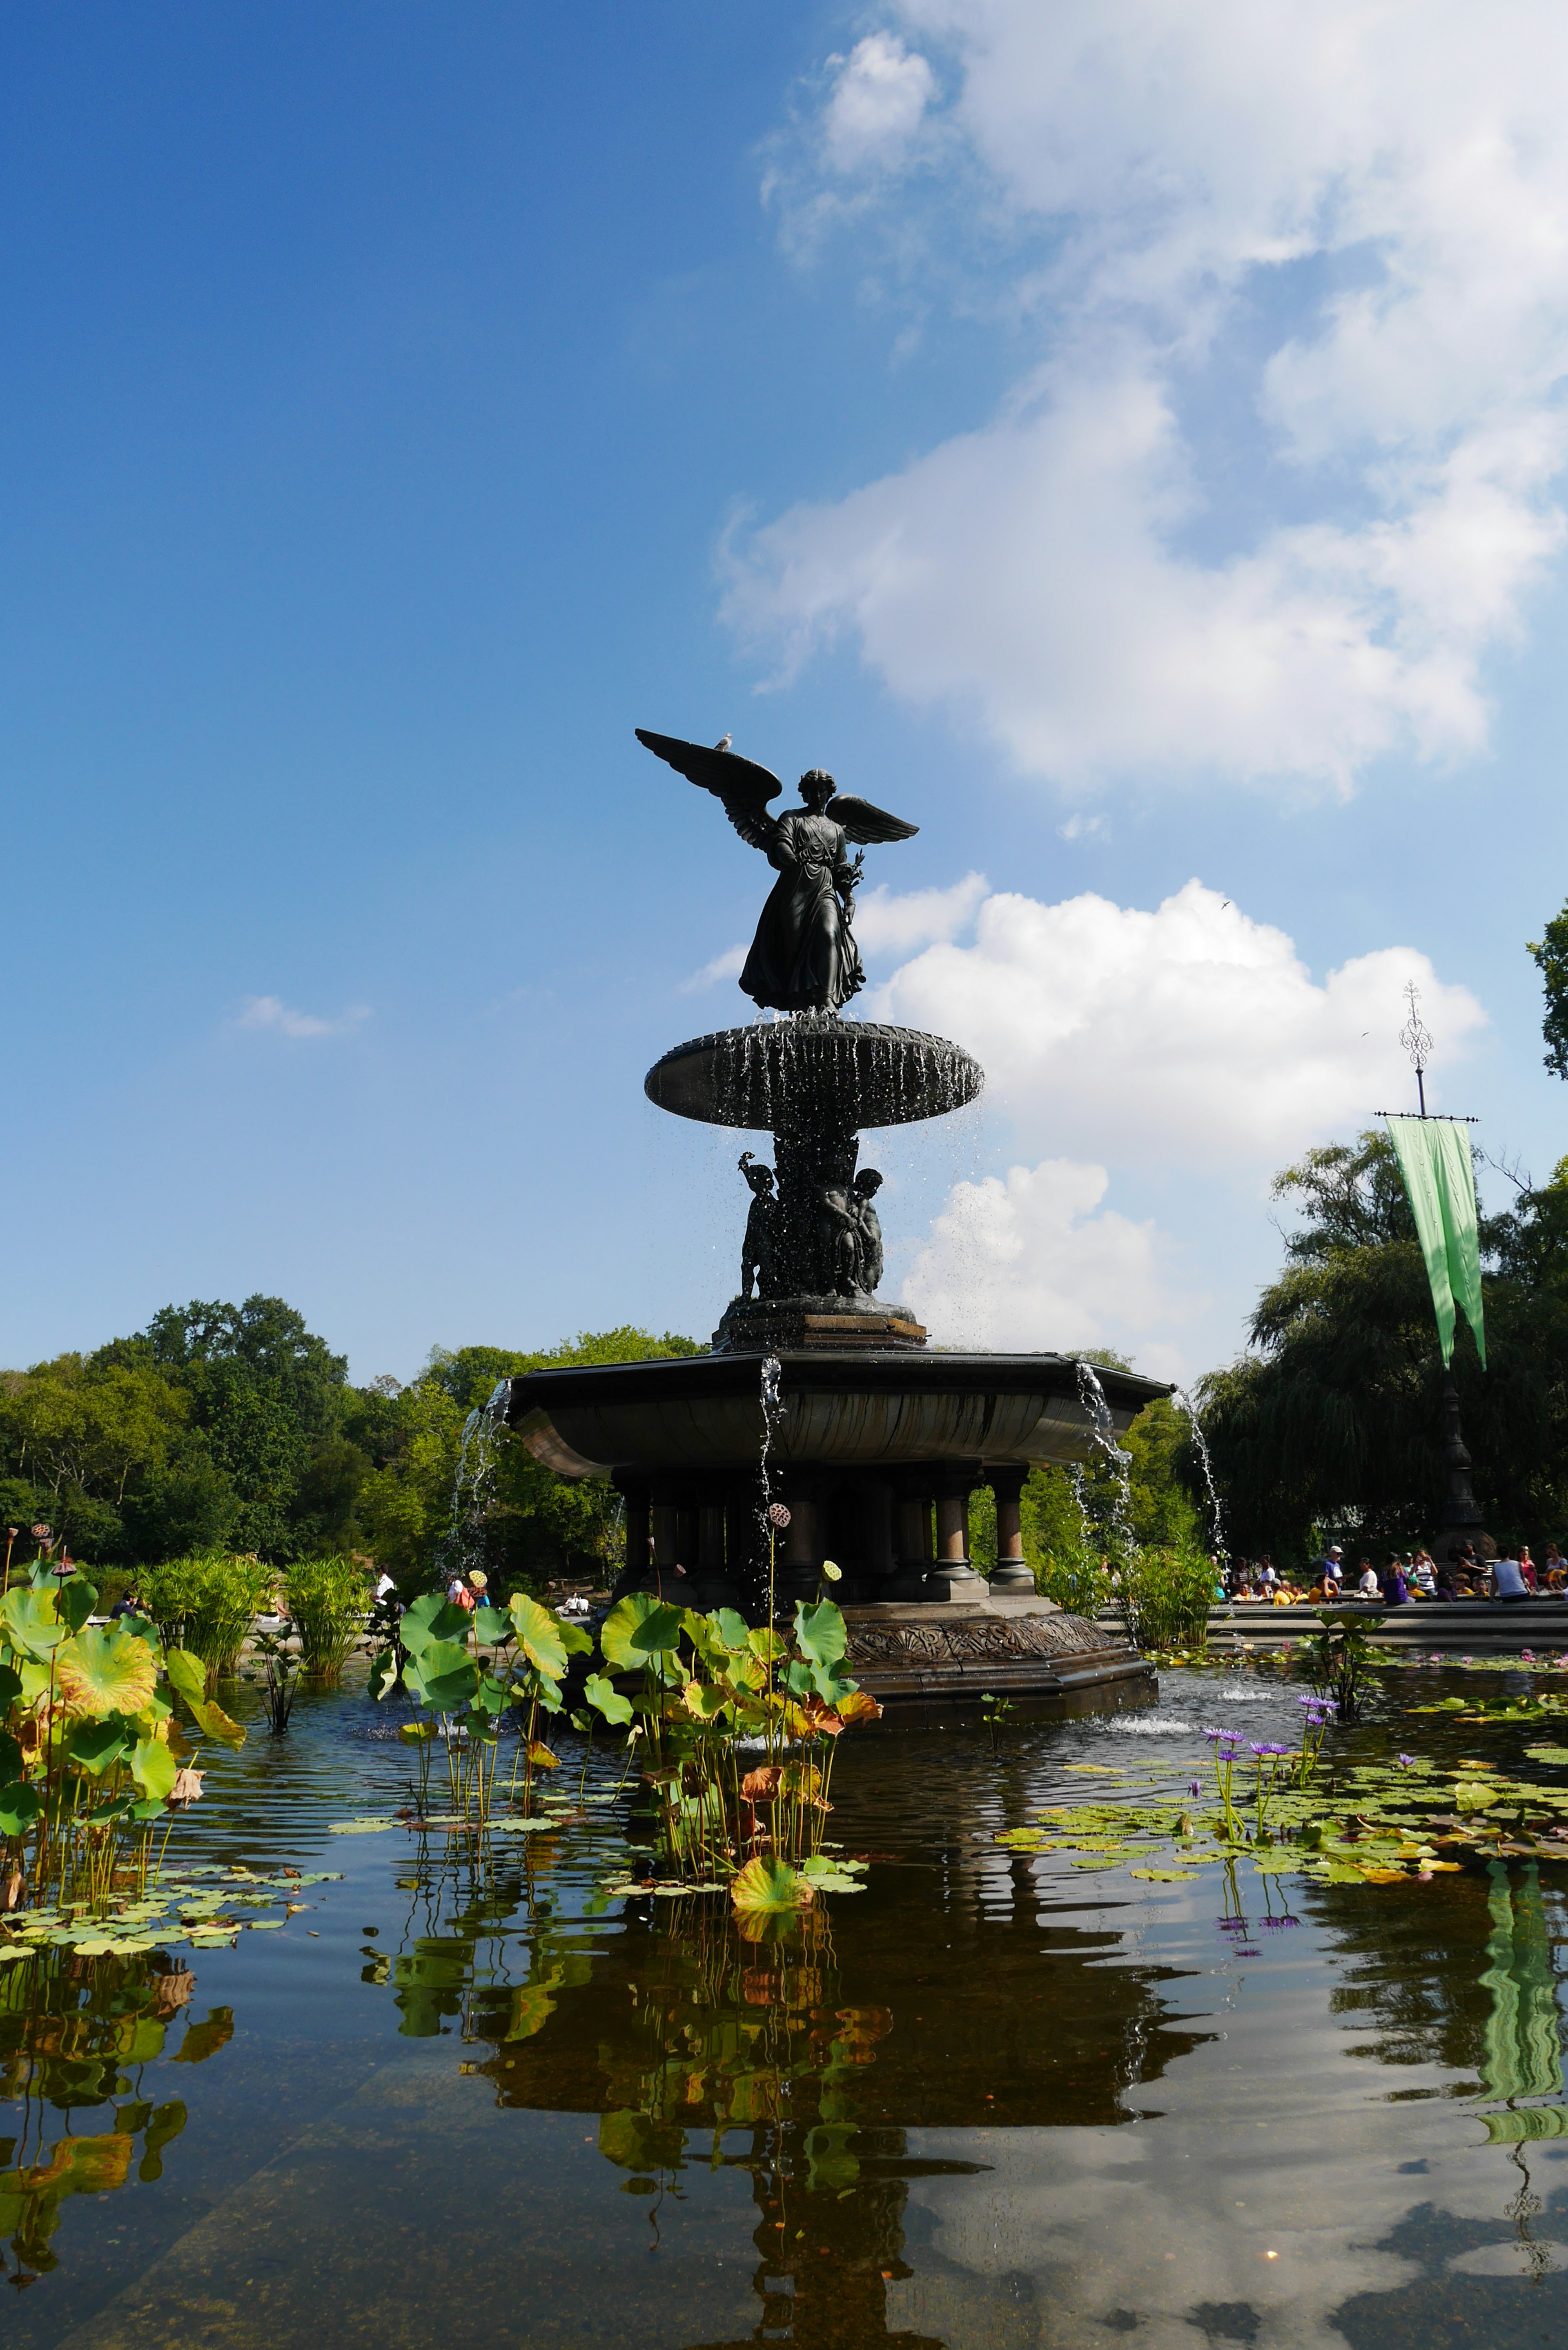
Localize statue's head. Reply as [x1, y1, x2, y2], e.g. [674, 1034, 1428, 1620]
[739, 1150, 775, 1197]
[798, 768, 835, 812]
[854, 1168, 884, 1198]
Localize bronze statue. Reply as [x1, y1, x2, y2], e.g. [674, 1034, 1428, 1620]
[852, 1167, 885, 1293]
[636, 729, 918, 1014]
[737, 1152, 777, 1300]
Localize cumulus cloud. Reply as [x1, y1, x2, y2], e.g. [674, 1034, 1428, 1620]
[736, 2, 1568, 789]
[236, 996, 370, 1040]
[679, 944, 748, 995]
[821, 32, 936, 173]
[852, 869, 987, 955]
[902, 1156, 1200, 1368]
[872, 877, 1486, 1167]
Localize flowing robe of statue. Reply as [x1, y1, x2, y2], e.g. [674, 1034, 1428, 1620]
[741, 811, 866, 1014]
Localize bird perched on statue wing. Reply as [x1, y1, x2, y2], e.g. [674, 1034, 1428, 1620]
[714, 733, 732, 752]
[634, 727, 920, 1014]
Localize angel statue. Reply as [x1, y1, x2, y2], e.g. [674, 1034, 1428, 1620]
[636, 729, 919, 1014]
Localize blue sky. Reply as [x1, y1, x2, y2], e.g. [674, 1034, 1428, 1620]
[5, 2, 1566, 1385]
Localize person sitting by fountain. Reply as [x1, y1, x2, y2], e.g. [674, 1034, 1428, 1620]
[1519, 1544, 1539, 1592]
[1545, 1541, 1567, 1580]
[1412, 1552, 1437, 1597]
[1356, 1559, 1380, 1597]
[1493, 1549, 1531, 1603]
[1383, 1555, 1410, 1606]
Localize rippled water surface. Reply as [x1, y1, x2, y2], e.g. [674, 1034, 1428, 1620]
[7, 1659, 1568, 2349]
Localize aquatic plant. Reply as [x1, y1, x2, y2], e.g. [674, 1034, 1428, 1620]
[1112, 1542, 1216, 1654]
[135, 1553, 276, 1684]
[583, 1591, 880, 1901]
[243, 1622, 300, 1735]
[283, 1555, 371, 1683]
[0, 1568, 257, 1928]
[1298, 1606, 1388, 1722]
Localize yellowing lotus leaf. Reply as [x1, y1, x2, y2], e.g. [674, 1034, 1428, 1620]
[55, 1628, 158, 1720]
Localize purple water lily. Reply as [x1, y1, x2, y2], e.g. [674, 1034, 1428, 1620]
[1297, 1693, 1336, 1712]
[1187, 1779, 1203, 1798]
[1250, 1742, 1291, 1757]
[1396, 1753, 1416, 1768]
[1203, 1726, 1243, 1745]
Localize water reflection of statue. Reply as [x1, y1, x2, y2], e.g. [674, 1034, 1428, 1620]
[636, 729, 918, 1014]
[738, 1153, 777, 1300]
[853, 1169, 884, 1293]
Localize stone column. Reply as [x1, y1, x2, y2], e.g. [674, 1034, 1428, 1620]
[612, 1477, 651, 1599]
[774, 1482, 820, 1610]
[987, 1466, 1034, 1593]
[927, 1468, 985, 1601]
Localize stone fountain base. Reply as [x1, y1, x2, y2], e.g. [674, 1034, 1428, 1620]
[838, 1594, 1154, 1726]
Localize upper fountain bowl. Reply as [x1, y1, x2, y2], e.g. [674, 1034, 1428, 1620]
[645, 1019, 984, 1133]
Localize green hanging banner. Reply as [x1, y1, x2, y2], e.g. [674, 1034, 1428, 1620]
[1386, 1115, 1486, 1369]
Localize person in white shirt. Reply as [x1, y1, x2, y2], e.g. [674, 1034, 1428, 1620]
[1493, 1553, 1530, 1602]
[1412, 1555, 1436, 1596]
[1357, 1562, 1381, 1597]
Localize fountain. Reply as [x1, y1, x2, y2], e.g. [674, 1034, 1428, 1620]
[503, 728, 1169, 1721]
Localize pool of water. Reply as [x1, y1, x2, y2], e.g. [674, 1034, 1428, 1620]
[6, 1658, 1568, 2349]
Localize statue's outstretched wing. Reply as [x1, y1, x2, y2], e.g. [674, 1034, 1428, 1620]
[824, 794, 919, 845]
[636, 728, 782, 853]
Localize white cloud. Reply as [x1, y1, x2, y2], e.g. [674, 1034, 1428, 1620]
[852, 869, 987, 955]
[902, 1156, 1200, 1369]
[735, 2, 1568, 789]
[821, 33, 935, 174]
[872, 877, 1486, 1167]
[236, 996, 370, 1040]
[678, 944, 748, 995]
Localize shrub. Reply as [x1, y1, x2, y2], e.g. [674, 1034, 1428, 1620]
[135, 1553, 276, 1682]
[283, 1554, 371, 1683]
[1112, 1543, 1216, 1653]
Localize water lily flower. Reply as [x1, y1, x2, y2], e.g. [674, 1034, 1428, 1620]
[1187, 1780, 1202, 1797]
[1250, 1742, 1291, 1757]
[1396, 1753, 1416, 1768]
[1521, 1649, 1536, 1662]
[1461, 1655, 1472, 1666]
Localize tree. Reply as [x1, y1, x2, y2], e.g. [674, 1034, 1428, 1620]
[1528, 899, 1568, 1082]
[1198, 1132, 1568, 1562]
[0, 1353, 200, 1561]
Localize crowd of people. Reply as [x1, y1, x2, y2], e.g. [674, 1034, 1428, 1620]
[1222, 1540, 1568, 1606]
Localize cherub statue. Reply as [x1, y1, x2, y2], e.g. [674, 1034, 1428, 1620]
[818, 1174, 867, 1299]
[636, 729, 918, 1014]
[852, 1167, 885, 1294]
[737, 1152, 777, 1301]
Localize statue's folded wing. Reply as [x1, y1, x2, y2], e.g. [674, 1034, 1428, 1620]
[635, 728, 782, 853]
[824, 794, 919, 844]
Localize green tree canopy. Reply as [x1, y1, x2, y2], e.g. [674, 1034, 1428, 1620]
[1198, 1133, 1568, 1561]
[1528, 899, 1568, 1082]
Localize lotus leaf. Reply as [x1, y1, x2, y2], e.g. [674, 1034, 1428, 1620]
[1130, 1867, 1201, 1881]
[508, 1593, 571, 1678]
[0, 1783, 42, 1836]
[328, 1818, 401, 1834]
[583, 1672, 633, 1727]
[57, 1579, 97, 1635]
[0, 1588, 63, 1662]
[419, 1640, 479, 1709]
[599, 1595, 683, 1670]
[53, 1625, 157, 1720]
[399, 1593, 472, 1655]
[473, 1604, 511, 1647]
[731, 1853, 815, 1919]
[793, 1599, 848, 1669]
[130, 1735, 179, 1801]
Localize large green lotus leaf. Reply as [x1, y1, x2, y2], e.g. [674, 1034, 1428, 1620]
[600, 1595, 682, 1670]
[793, 1599, 848, 1668]
[399, 1594, 471, 1656]
[0, 1782, 41, 1836]
[420, 1639, 478, 1708]
[709, 1607, 751, 1654]
[69, 1717, 129, 1775]
[56, 1580, 97, 1635]
[583, 1672, 633, 1727]
[56, 1626, 158, 1720]
[558, 1617, 593, 1657]
[130, 1735, 179, 1801]
[0, 1588, 64, 1661]
[509, 1593, 568, 1678]
[472, 1605, 511, 1647]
